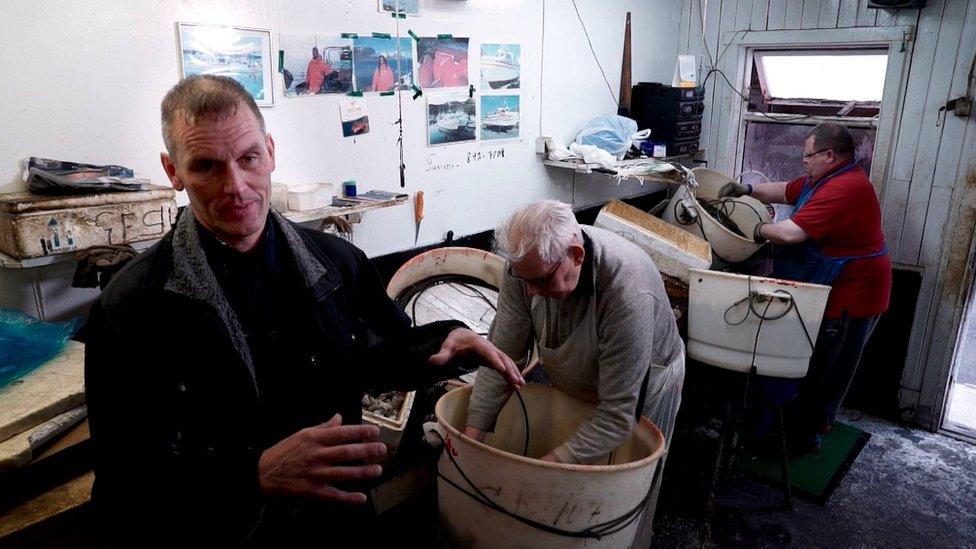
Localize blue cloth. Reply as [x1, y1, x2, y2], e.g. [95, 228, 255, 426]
[0, 308, 83, 387]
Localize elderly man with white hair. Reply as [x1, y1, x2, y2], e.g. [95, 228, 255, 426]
[464, 199, 685, 540]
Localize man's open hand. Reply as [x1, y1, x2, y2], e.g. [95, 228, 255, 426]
[258, 414, 387, 504]
[429, 328, 525, 388]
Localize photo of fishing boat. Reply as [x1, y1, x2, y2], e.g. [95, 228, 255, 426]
[480, 44, 520, 90]
[427, 92, 477, 146]
[480, 95, 520, 141]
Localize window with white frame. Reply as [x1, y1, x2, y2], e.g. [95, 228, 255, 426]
[740, 48, 889, 190]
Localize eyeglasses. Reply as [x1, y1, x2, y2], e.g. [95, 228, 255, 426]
[802, 148, 832, 160]
[507, 252, 567, 286]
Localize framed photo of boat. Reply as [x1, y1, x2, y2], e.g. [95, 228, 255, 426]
[427, 91, 477, 147]
[480, 95, 520, 141]
[480, 43, 520, 90]
[177, 23, 274, 107]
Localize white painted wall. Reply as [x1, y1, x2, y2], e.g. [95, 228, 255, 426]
[0, 0, 683, 319]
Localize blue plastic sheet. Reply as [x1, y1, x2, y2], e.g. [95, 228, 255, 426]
[0, 308, 83, 388]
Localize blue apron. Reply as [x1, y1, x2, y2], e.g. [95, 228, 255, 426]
[771, 160, 888, 285]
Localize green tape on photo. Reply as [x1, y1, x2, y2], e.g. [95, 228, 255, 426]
[346, 90, 364, 97]
[407, 29, 420, 41]
[380, 91, 395, 96]
[277, 51, 284, 73]
[372, 32, 392, 39]
[437, 34, 454, 40]
[341, 32, 358, 39]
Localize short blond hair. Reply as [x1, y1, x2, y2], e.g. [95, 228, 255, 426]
[161, 75, 265, 160]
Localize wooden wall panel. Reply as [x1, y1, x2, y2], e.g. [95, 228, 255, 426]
[767, 0, 788, 30]
[838, 0, 860, 27]
[882, 0, 946, 258]
[819, 0, 842, 28]
[699, 0, 724, 160]
[897, 0, 961, 265]
[801, 0, 823, 29]
[856, 0, 878, 26]
[785, 1, 805, 29]
[751, 0, 770, 30]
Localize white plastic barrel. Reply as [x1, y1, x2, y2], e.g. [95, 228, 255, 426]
[661, 167, 772, 263]
[687, 268, 831, 377]
[434, 385, 665, 548]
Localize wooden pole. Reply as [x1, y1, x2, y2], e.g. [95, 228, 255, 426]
[618, 11, 632, 116]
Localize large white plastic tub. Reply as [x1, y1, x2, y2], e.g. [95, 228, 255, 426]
[435, 385, 664, 548]
[687, 269, 831, 378]
[661, 168, 772, 263]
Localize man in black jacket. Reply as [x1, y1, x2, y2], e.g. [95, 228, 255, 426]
[83, 74, 523, 544]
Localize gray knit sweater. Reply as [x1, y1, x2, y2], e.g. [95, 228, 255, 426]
[467, 226, 683, 463]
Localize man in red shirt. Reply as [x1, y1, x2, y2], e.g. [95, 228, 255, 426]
[304, 47, 332, 94]
[721, 123, 891, 452]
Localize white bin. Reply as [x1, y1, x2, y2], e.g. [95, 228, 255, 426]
[687, 268, 831, 377]
[435, 385, 664, 548]
[661, 168, 772, 263]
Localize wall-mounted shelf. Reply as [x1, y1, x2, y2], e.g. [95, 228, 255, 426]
[0, 197, 407, 269]
[0, 240, 156, 270]
[535, 136, 702, 184]
[281, 195, 408, 224]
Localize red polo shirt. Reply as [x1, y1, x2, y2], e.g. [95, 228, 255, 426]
[784, 164, 892, 319]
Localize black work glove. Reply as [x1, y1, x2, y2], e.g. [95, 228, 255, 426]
[753, 222, 768, 244]
[718, 181, 751, 198]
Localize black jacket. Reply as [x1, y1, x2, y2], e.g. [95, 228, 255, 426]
[83, 210, 463, 544]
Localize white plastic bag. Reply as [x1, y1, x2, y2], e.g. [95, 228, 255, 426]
[575, 115, 640, 160]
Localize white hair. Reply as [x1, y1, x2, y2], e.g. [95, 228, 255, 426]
[494, 200, 582, 263]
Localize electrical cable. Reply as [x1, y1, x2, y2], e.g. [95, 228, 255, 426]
[430, 429, 651, 539]
[513, 388, 530, 457]
[671, 197, 756, 265]
[396, 274, 499, 327]
[539, 0, 546, 135]
[694, 2, 813, 124]
[570, 0, 618, 106]
[722, 279, 817, 364]
[393, 12, 407, 187]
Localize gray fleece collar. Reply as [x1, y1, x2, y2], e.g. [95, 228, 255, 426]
[163, 209, 330, 396]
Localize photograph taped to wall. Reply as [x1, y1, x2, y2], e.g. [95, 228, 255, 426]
[417, 37, 469, 89]
[379, 0, 420, 16]
[480, 95, 519, 141]
[280, 34, 353, 96]
[353, 37, 414, 92]
[427, 91, 476, 147]
[178, 23, 274, 106]
[480, 44, 520, 90]
[339, 97, 370, 137]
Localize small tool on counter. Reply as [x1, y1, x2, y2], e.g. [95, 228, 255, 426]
[414, 190, 424, 245]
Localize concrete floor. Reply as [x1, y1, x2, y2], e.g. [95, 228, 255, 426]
[653, 409, 976, 547]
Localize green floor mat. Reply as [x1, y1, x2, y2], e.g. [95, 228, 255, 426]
[737, 421, 871, 505]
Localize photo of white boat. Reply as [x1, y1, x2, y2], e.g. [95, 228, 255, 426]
[480, 44, 520, 90]
[480, 95, 520, 141]
[428, 92, 477, 146]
